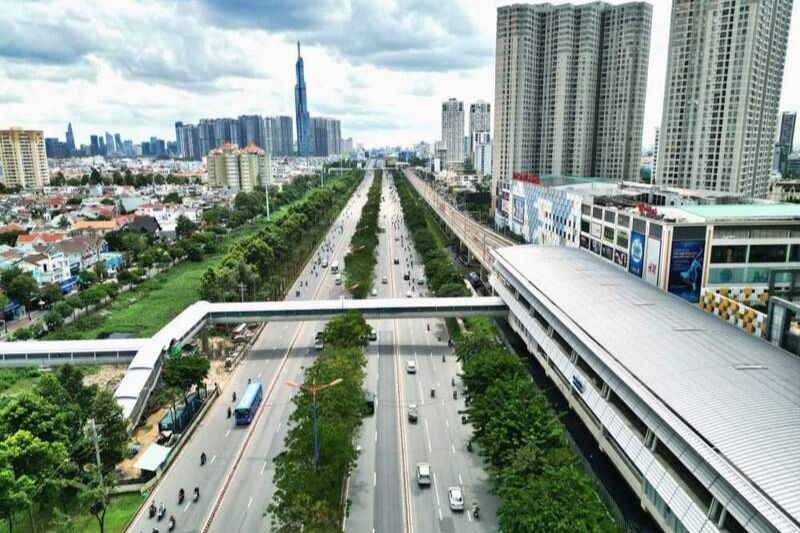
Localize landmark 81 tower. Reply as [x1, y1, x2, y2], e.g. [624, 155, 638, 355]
[294, 41, 311, 157]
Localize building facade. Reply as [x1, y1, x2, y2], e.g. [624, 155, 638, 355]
[0, 128, 50, 189]
[207, 143, 271, 192]
[473, 132, 492, 177]
[468, 101, 491, 160]
[295, 41, 312, 157]
[777, 111, 797, 174]
[492, 2, 652, 209]
[441, 98, 465, 165]
[656, 0, 794, 198]
[310, 117, 342, 157]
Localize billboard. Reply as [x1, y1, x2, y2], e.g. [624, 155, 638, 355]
[580, 235, 589, 249]
[668, 240, 706, 302]
[644, 237, 661, 286]
[602, 244, 613, 261]
[591, 222, 602, 239]
[628, 231, 645, 278]
[512, 196, 525, 223]
[590, 239, 601, 255]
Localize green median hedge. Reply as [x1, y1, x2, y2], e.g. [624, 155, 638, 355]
[344, 169, 382, 298]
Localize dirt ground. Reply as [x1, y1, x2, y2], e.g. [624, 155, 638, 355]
[83, 364, 128, 391]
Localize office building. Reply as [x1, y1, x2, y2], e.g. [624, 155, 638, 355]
[473, 132, 492, 177]
[265, 116, 294, 156]
[0, 128, 50, 189]
[114, 133, 123, 155]
[238, 115, 267, 150]
[492, 2, 651, 209]
[295, 41, 311, 156]
[441, 98, 465, 165]
[207, 143, 270, 192]
[44, 138, 69, 159]
[468, 101, 491, 159]
[777, 111, 797, 174]
[65, 122, 75, 153]
[656, 0, 793, 198]
[105, 132, 115, 155]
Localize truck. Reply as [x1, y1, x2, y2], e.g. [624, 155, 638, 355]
[331, 261, 340, 273]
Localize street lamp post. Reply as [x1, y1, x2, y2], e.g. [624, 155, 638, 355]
[286, 377, 343, 470]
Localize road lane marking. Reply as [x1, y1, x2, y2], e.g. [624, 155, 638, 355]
[424, 420, 432, 453]
[374, 472, 377, 487]
[247, 497, 253, 509]
[211, 454, 217, 464]
[260, 462, 267, 476]
[224, 429, 231, 438]
[275, 422, 281, 433]
[451, 444, 456, 454]
[375, 430, 378, 443]
[445, 419, 449, 428]
[459, 474, 463, 486]
[467, 510, 472, 522]
[257, 371, 262, 379]
[184, 501, 191, 513]
[433, 474, 441, 507]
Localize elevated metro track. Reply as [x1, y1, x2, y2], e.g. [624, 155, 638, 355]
[0, 296, 507, 428]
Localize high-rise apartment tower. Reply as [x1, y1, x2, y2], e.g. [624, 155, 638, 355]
[492, 2, 651, 208]
[441, 98, 465, 165]
[0, 128, 50, 189]
[655, 0, 793, 197]
[469, 101, 491, 160]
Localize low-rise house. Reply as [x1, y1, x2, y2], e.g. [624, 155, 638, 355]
[53, 236, 107, 275]
[20, 246, 71, 287]
[124, 215, 162, 237]
[15, 232, 68, 249]
[70, 219, 119, 237]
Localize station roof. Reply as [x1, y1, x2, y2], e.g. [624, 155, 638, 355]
[493, 245, 800, 529]
[671, 203, 800, 222]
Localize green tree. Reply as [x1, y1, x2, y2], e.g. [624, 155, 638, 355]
[162, 355, 210, 404]
[93, 261, 108, 280]
[0, 293, 8, 313]
[55, 365, 95, 413]
[40, 284, 63, 306]
[87, 390, 128, 471]
[78, 270, 97, 289]
[57, 216, 70, 229]
[163, 191, 182, 204]
[0, 467, 34, 533]
[78, 473, 116, 533]
[6, 273, 38, 316]
[175, 215, 197, 239]
[44, 310, 64, 332]
[321, 311, 370, 349]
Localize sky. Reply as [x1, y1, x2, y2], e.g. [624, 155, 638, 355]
[1, 0, 799, 149]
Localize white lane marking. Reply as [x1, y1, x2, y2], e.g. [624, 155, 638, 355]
[459, 474, 463, 486]
[437, 381, 440, 388]
[433, 474, 441, 507]
[257, 371, 262, 379]
[467, 510, 472, 522]
[445, 419, 449, 428]
[247, 497, 253, 509]
[424, 420, 432, 453]
[224, 429, 231, 438]
[305, 348, 309, 355]
[375, 430, 378, 443]
[211, 454, 217, 464]
[374, 472, 377, 487]
[451, 444, 455, 454]
[438, 508, 443, 521]
[276, 422, 281, 433]
[260, 462, 267, 476]
[184, 501, 191, 513]
[376, 370, 379, 380]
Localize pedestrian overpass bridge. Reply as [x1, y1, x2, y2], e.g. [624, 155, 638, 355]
[0, 296, 507, 427]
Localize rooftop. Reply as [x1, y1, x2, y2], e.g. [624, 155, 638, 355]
[494, 245, 800, 530]
[669, 203, 800, 222]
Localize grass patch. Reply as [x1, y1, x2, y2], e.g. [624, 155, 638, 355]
[0, 493, 145, 533]
[0, 367, 42, 397]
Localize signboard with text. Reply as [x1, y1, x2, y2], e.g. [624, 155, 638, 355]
[628, 231, 645, 278]
[668, 240, 706, 302]
[644, 237, 661, 286]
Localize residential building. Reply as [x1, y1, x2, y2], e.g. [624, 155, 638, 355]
[44, 138, 70, 159]
[295, 41, 312, 156]
[473, 132, 492, 177]
[207, 143, 271, 192]
[468, 101, 491, 160]
[0, 128, 51, 189]
[310, 117, 341, 157]
[19, 246, 71, 286]
[656, 0, 794, 198]
[492, 2, 651, 209]
[441, 98, 464, 165]
[238, 115, 268, 150]
[777, 111, 797, 174]
[652, 127, 660, 181]
[53, 236, 107, 276]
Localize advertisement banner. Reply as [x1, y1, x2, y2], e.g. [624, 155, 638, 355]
[580, 235, 589, 249]
[628, 231, 645, 278]
[613, 250, 628, 269]
[644, 237, 661, 286]
[667, 240, 706, 302]
[590, 239, 601, 255]
[602, 244, 613, 261]
[591, 222, 602, 239]
[512, 196, 525, 224]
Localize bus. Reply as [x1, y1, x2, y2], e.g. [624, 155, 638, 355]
[331, 261, 340, 273]
[234, 382, 263, 425]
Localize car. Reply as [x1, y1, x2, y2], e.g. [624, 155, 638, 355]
[368, 328, 377, 341]
[382, 276, 388, 284]
[408, 405, 418, 423]
[406, 360, 417, 374]
[394, 236, 399, 241]
[394, 258, 400, 265]
[416, 463, 432, 486]
[406, 291, 413, 298]
[314, 332, 324, 351]
[417, 277, 425, 285]
[371, 288, 378, 296]
[403, 272, 410, 281]
[448, 487, 465, 511]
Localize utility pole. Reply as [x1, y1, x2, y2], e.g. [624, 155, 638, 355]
[87, 418, 103, 483]
[238, 282, 246, 303]
[286, 377, 343, 471]
[265, 183, 271, 222]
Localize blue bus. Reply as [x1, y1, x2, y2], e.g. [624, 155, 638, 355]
[234, 382, 263, 425]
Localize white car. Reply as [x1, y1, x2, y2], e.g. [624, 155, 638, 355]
[371, 288, 378, 296]
[382, 276, 388, 284]
[448, 487, 465, 511]
[406, 360, 417, 374]
[416, 463, 432, 485]
[406, 291, 413, 298]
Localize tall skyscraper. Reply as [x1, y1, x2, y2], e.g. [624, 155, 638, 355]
[655, 0, 793, 197]
[238, 115, 267, 150]
[778, 111, 797, 174]
[469, 101, 491, 160]
[65, 122, 75, 152]
[114, 133, 123, 155]
[90, 134, 101, 156]
[295, 41, 311, 156]
[0, 128, 50, 189]
[492, 2, 651, 208]
[310, 117, 342, 157]
[105, 132, 115, 155]
[441, 98, 465, 165]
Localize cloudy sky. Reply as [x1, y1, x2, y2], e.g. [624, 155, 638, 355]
[1, 0, 799, 149]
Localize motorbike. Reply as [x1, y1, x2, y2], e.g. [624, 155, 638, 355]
[430, 388, 436, 398]
[200, 452, 207, 466]
[453, 390, 458, 400]
[227, 406, 231, 418]
[157, 504, 166, 521]
[193, 487, 200, 503]
[473, 504, 480, 519]
[168, 516, 176, 531]
[178, 489, 184, 505]
[148, 502, 156, 519]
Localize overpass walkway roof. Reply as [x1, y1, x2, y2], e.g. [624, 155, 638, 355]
[0, 296, 507, 426]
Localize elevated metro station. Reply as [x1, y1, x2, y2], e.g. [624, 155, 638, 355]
[492, 246, 800, 533]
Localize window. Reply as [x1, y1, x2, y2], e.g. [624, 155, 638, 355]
[749, 245, 787, 263]
[710, 245, 747, 263]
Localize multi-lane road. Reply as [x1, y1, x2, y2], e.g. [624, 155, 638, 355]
[130, 162, 498, 533]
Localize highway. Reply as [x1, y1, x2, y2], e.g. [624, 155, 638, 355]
[345, 171, 499, 532]
[404, 168, 514, 269]
[129, 165, 375, 533]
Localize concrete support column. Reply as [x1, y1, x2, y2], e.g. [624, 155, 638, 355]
[201, 328, 209, 354]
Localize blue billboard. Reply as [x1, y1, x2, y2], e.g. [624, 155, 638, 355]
[628, 231, 645, 278]
[668, 240, 706, 303]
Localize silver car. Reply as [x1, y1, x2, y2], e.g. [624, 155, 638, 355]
[448, 487, 464, 511]
[416, 463, 431, 486]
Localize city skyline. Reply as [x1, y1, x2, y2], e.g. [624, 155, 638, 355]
[1, 0, 800, 148]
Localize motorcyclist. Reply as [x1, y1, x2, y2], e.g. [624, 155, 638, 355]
[227, 406, 231, 418]
[193, 486, 200, 501]
[472, 501, 480, 519]
[178, 488, 184, 503]
[200, 452, 207, 466]
[149, 500, 156, 517]
[430, 388, 435, 398]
